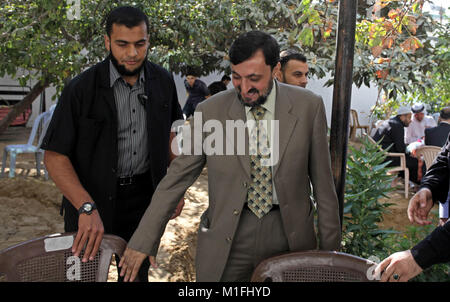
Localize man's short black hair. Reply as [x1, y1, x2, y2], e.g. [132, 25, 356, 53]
[229, 31, 280, 69]
[280, 50, 307, 71]
[221, 75, 231, 82]
[440, 107, 450, 120]
[105, 6, 149, 37]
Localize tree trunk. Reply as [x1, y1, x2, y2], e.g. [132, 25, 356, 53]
[0, 80, 49, 135]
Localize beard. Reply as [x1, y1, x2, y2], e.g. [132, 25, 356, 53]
[109, 50, 146, 77]
[399, 117, 410, 127]
[236, 77, 274, 108]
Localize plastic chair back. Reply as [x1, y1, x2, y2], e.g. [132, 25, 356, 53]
[251, 251, 377, 282]
[0, 233, 126, 282]
[416, 145, 441, 171]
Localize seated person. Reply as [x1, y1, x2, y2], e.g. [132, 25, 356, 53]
[372, 106, 424, 184]
[425, 107, 450, 147]
[405, 103, 437, 145]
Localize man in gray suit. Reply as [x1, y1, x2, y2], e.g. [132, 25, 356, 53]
[118, 31, 341, 282]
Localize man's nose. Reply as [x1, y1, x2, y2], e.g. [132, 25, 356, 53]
[241, 79, 252, 94]
[302, 76, 308, 85]
[126, 45, 138, 57]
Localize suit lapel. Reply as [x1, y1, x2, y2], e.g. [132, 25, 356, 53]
[227, 94, 251, 179]
[273, 83, 298, 177]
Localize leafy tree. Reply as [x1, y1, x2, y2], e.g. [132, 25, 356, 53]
[0, 0, 446, 133]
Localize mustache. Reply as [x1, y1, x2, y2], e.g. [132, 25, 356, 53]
[238, 87, 259, 95]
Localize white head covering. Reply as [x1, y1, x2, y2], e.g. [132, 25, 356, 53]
[411, 103, 425, 114]
[396, 106, 411, 116]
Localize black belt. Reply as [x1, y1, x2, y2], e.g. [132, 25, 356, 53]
[243, 203, 280, 212]
[117, 171, 150, 186]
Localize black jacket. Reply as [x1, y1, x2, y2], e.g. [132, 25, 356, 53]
[41, 58, 183, 232]
[413, 134, 450, 269]
[425, 122, 450, 147]
[372, 116, 407, 153]
[372, 116, 407, 167]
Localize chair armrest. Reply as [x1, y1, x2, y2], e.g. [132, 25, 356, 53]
[387, 152, 406, 167]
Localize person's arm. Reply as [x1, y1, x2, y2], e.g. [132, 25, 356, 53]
[391, 123, 407, 153]
[411, 220, 450, 270]
[420, 135, 450, 203]
[168, 131, 185, 219]
[309, 97, 341, 251]
[375, 219, 450, 282]
[41, 80, 105, 263]
[44, 151, 104, 262]
[119, 103, 207, 282]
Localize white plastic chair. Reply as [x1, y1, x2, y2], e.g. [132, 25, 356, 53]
[1, 105, 56, 179]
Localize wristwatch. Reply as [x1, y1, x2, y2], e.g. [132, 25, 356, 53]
[78, 202, 97, 215]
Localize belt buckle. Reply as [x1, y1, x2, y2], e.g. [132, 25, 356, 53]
[119, 176, 133, 186]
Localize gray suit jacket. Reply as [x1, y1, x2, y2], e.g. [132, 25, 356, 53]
[128, 82, 341, 281]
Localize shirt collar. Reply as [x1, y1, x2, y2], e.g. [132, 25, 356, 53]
[109, 60, 145, 88]
[245, 80, 277, 115]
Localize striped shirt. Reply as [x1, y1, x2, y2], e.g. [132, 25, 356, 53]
[109, 60, 149, 177]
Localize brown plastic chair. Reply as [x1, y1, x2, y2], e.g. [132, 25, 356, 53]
[0, 232, 126, 282]
[251, 250, 378, 282]
[415, 145, 441, 171]
[365, 133, 409, 198]
[350, 109, 370, 141]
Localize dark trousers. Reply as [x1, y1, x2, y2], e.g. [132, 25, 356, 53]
[182, 101, 197, 119]
[63, 172, 153, 282]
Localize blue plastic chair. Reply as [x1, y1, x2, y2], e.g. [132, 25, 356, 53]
[1, 105, 56, 179]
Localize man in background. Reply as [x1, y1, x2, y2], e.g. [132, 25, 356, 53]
[182, 70, 210, 119]
[425, 107, 450, 147]
[208, 75, 231, 95]
[405, 103, 437, 145]
[372, 106, 422, 184]
[276, 50, 309, 88]
[41, 6, 184, 282]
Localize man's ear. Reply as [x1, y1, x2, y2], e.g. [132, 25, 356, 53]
[272, 62, 281, 78]
[104, 34, 110, 52]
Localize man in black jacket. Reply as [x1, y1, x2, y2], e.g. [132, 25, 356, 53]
[41, 6, 184, 282]
[372, 106, 422, 184]
[375, 134, 450, 282]
[425, 107, 450, 147]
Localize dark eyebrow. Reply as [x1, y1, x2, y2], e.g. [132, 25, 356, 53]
[231, 71, 261, 79]
[115, 39, 147, 44]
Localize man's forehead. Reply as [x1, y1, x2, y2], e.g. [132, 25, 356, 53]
[110, 22, 148, 38]
[286, 59, 308, 70]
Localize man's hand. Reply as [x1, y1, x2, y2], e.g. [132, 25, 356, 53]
[118, 247, 157, 282]
[72, 210, 104, 262]
[439, 218, 448, 227]
[375, 250, 423, 282]
[170, 198, 185, 219]
[407, 188, 434, 225]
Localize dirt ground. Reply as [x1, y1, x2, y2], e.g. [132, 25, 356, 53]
[0, 126, 423, 281]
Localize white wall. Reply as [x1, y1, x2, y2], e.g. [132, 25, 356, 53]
[1, 70, 379, 131]
[173, 71, 379, 128]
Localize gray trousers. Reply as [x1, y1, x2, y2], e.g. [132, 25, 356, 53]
[220, 206, 290, 282]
